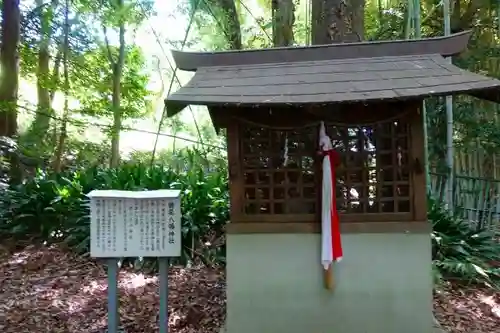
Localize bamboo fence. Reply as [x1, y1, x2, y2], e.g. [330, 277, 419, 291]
[430, 146, 500, 236]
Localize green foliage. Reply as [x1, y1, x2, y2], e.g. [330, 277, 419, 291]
[129, 146, 227, 171]
[0, 149, 229, 269]
[430, 196, 500, 287]
[55, 138, 112, 169]
[18, 0, 157, 162]
[74, 0, 155, 27]
[184, 0, 242, 50]
[72, 45, 152, 121]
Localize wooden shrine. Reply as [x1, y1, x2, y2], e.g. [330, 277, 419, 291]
[165, 31, 500, 333]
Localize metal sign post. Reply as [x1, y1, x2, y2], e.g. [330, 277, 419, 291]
[158, 257, 169, 333]
[87, 189, 182, 333]
[107, 258, 119, 332]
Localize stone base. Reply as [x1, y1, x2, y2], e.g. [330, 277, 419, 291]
[225, 233, 434, 333]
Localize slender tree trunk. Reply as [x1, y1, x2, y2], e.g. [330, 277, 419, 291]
[30, 0, 57, 142]
[108, 0, 126, 168]
[50, 48, 63, 102]
[52, 0, 70, 173]
[110, 60, 124, 168]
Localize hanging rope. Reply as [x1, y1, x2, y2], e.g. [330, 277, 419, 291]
[231, 108, 414, 131]
[283, 133, 289, 166]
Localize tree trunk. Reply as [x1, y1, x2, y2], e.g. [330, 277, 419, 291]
[350, 0, 364, 40]
[311, 0, 364, 44]
[272, 0, 295, 46]
[49, 48, 63, 102]
[0, 0, 20, 138]
[110, 62, 123, 168]
[0, 0, 21, 184]
[451, 0, 486, 33]
[218, 0, 242, 50]
[30, 0, 56, 142]
[108, 0, 126, 168]
[52, 0, 70, 173]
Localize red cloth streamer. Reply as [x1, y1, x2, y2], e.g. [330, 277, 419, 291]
[321, 149, 343, 264]
[325, 150, 343, 261]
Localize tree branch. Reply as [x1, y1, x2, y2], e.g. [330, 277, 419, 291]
[49, 45, 63, 102]
[102, 25, 115, 64]
[117, 17, 126, 70]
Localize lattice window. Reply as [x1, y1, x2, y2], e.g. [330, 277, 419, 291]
[241, 124, 318, 214]
[239, 116, 412, 216]
[326, 119, 411, 213]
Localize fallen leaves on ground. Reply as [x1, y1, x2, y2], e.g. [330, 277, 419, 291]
[434, 282, 500, 333]
[0, 245, 498, 332]
[0, 245, 224, 333]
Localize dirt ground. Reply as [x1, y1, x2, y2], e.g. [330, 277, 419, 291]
[0, 245, 498, 333]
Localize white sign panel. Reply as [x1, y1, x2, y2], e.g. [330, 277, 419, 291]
[87, 190, 182, 258]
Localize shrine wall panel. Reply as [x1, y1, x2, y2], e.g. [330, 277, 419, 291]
[225, 233, 433, 332]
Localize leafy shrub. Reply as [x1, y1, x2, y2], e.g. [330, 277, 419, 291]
[430, 196, 500, 287]
[129, 146, 227, 173]
[0, 148, 229, 269]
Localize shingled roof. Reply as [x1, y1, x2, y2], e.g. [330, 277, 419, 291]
[165, 32, 500, 117]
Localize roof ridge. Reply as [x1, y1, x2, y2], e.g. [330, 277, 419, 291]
[171, 31, 471, 71]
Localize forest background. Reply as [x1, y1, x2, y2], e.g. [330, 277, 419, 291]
[0, 0, 499, 332]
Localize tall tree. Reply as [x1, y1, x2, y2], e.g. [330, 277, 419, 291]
[74, 0, 153, 167]
[0, 0, 21, 183]
[52, 0, 71, 172]
[30, 0, 59, 141]
[0, 0, 21, 138]
[104, 0, 127, 167]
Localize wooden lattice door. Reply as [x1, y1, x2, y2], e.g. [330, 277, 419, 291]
[235, 111, 420, 224]
[240, 125, 318, 216]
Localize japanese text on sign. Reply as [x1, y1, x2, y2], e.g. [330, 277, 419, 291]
[88, 190, 181, 258]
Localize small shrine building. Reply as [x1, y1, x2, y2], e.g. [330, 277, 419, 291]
[165, 31, 500, 333]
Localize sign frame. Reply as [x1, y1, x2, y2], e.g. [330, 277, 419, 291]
[88, 189, 182, 258]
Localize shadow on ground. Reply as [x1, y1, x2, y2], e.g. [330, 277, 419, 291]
[0, 245, 224, 333]
[0, 245, 497, 333]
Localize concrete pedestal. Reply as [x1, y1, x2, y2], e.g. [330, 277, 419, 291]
[225, 233, 433, 333]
